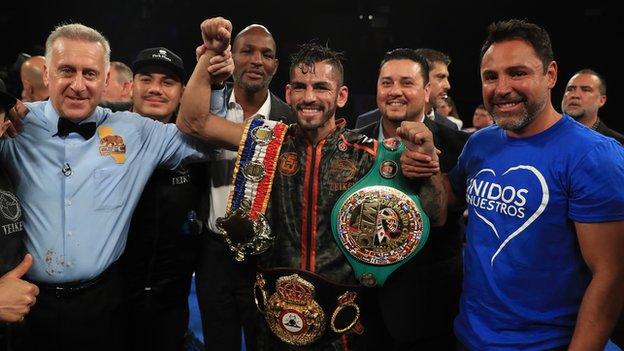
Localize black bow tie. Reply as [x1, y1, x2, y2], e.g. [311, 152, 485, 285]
[56, 118, 97, 140]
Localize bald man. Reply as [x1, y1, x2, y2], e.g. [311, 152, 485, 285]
[195, 24, 294, 351]
[20, 56, 48, 102]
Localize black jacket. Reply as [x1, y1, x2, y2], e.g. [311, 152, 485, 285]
[595, 120, 624, 145]
[356, 118, 469, 341]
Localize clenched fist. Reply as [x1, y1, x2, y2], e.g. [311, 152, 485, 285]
[200, 17, 232, 54]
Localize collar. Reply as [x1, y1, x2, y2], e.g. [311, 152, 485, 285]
[378, 114, 426, 141]
[228, 90, 272, 120]
[43, 100, 102, 136]
[292, 118, 346, 145]
[590, 118, 601, 131]
[426, 109, 436, 121]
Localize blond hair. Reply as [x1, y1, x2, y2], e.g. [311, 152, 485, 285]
[45, 23, 111, 72]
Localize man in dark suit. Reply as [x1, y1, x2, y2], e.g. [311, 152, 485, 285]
[356, 48, 459, 131]
[357, 48, 468, 350]
[195, 24, 294, 351]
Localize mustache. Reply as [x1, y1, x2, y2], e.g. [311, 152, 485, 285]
[491, 95, 525, 105]
[295, 102, 324, 111]
[142, 94, 168, 102]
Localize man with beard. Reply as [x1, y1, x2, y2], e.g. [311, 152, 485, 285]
[561, 69, 623, 144]
[357, 48, 468, 350]
[178, 17, 447, 350]
[195, 24, 294, 350]
[356, 48, 459, 131]
[420, 19, 624, 350]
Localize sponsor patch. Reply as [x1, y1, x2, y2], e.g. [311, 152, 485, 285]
[328, 158, 357, 191]
[278, 152, 299, 176]
[98, 126, 126, 164]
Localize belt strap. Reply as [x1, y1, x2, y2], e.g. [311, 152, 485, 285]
[331, 138, 430, 287]
[215, 118, 288, 261]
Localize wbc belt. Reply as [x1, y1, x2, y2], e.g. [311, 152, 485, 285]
[254, 268, 364, 346]
[216, 118, 287, 261]
[331, 138, 430, 287]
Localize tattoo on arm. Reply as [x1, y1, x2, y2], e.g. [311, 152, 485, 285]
[418, 173, 447, 227]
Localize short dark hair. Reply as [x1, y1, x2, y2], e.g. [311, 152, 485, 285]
[379, 48, 430, 84]
[289, 42, 345, 86]
[574, 68, 607, 95]
[413, 48, 451, 67]
[480, 19, 554, 74]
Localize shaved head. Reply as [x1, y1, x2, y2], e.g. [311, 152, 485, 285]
[233, 24, 275, 50]
[20, 56, 48, 102]
[231, 24, 278, 95]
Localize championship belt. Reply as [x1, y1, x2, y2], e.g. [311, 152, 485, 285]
[216, 118, 288, 261]
[331, 138, 430, 287]
[254, 268, 363, 346]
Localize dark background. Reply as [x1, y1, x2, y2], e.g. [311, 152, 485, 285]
[2, 0, 622, 131]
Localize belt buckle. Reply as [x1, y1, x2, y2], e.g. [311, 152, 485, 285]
[256, 273, 326, 346]
[53, 284, 79, 298]
[216, 200, 273, 262]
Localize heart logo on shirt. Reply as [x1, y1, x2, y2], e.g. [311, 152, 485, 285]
[467, 165, 549, 265]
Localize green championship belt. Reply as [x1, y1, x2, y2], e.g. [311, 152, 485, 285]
[331, 138, 430, 287]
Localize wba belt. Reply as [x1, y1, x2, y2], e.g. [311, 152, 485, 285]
[216, 118, 287, 261]
[254, 268, 364, 346]
[331, 137, 430, 287]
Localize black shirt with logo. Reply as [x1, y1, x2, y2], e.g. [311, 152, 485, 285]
[0, 167, 25, 276]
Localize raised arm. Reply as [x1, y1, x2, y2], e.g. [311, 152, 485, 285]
[397, 121, 447, 227]
[177, 17, 244, 150]
[568, 221, 624, 351]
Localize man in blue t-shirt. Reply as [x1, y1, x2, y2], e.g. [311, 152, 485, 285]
[401, 19, 624, 350]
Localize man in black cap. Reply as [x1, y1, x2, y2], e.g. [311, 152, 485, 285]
[0, 78, 39, 350]
[120, 46, 208, 350]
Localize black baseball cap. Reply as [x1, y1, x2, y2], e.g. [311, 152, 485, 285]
[132, 47, 186, 82]
[0, 78, 17, 111]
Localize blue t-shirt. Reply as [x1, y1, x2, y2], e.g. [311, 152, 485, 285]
[450, 115, 624, 350]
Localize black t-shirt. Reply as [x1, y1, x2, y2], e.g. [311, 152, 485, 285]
[0, 167, 25, 276]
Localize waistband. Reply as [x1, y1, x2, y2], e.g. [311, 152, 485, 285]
[31, 260, 120, 297]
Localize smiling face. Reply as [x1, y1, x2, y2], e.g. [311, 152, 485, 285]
[285, 60, 348, 134]
[232, 26, 278, 94]
[377, 59, 429, 124]
[427, 62, 450, 109]
[45, 38, 108, 122]
[132, 65, 183, 123]
[480, 39, 556, 134]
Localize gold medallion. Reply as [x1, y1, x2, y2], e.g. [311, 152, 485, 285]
[263, 274, 326, 346]
[251, 125, 274, 145]
[243, 161, 266, 182]
[335, 186, 424, 265]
